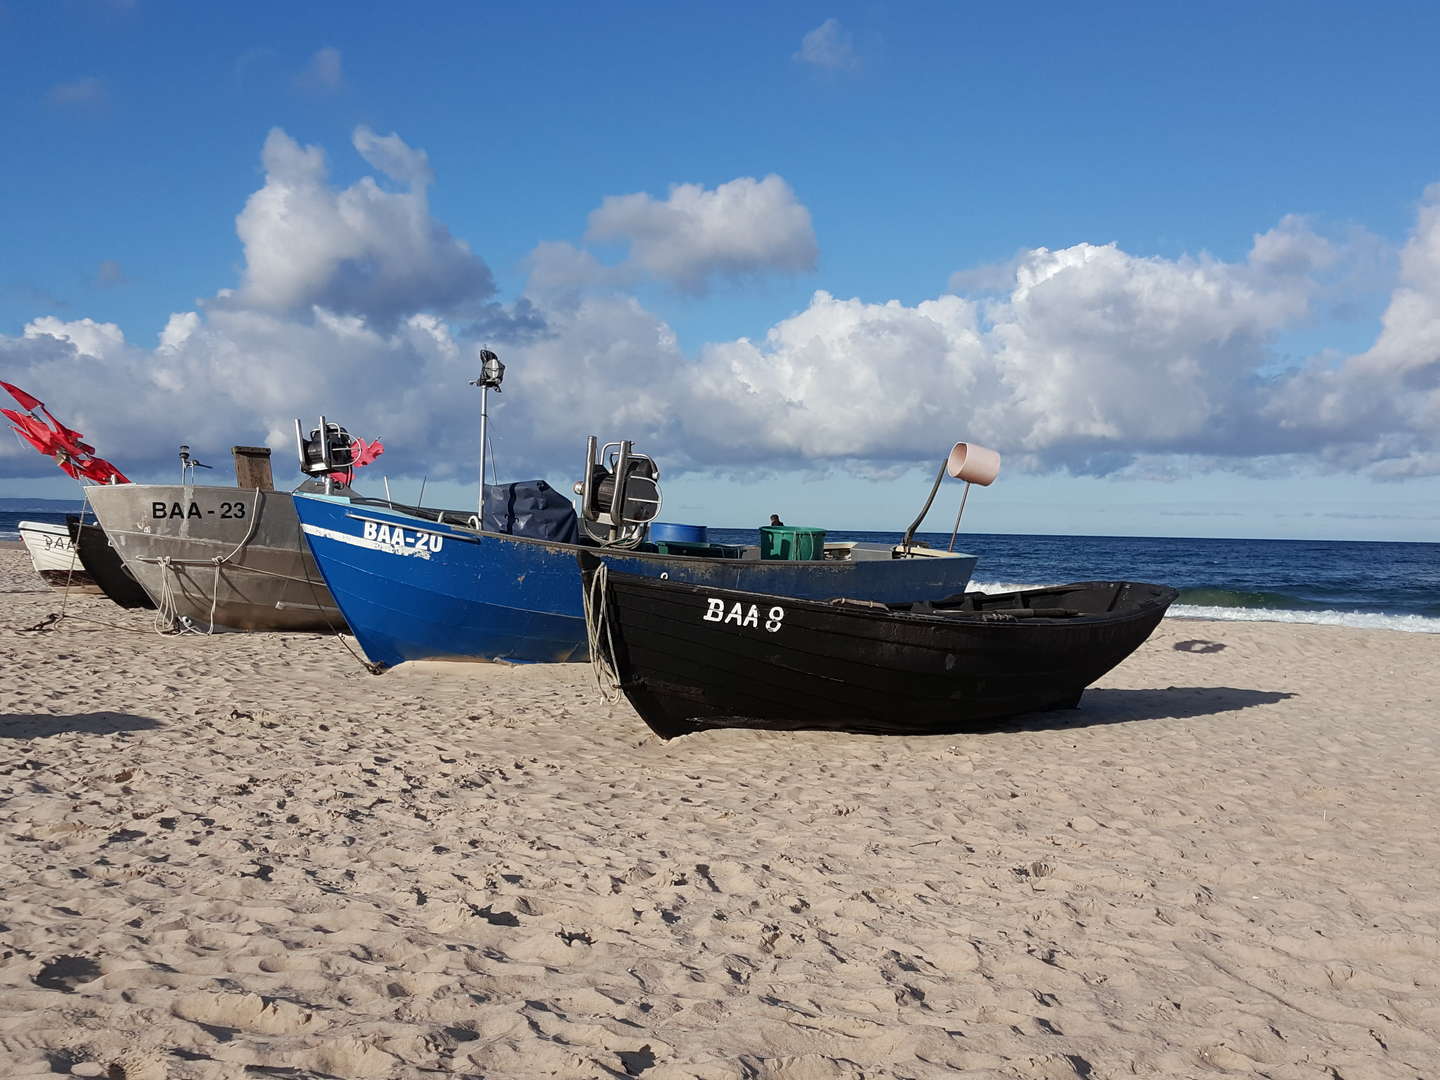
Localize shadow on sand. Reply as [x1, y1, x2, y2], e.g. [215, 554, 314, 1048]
[664, 687, 1296, 740]
[992, 686, 1295, 734]
[0, 712, 164, 739]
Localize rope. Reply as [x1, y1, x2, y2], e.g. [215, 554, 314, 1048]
[582, 560, 625, 703]
[57, 524, 82, 620]
[29, 611, 167, 636]
[19, 516, 86, 632]
[145, 486, 264, 635]
[33, 485, 379, 671]
[206, 556, 222, 631]
[337, 630, 387, 675]
[139, 557, 295, 577]
[151, 555, 198, 634]
[291, 499, 387, 675]
[18, 502, 172, 637]
[213, 485, 265, 563]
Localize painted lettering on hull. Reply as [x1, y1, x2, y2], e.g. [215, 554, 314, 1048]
[150, 501, 247, 520]
[361, 519, 444, 555]
[703, 598, 785, 632]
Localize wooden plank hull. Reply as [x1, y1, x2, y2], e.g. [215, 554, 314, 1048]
[591, 570, 1177, 738]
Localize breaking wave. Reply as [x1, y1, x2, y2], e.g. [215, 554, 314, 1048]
[1166, 604, 1440, 634]
[967, 579, 1440, 634]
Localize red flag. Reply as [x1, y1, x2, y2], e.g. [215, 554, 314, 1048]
[3, 392, 94, 456]
[328, 436, 384, 484]
[45, 426, 92, 459]
[1, 381, 42, 412]
[78, 457, 129, 484]
[1, 407, 36, 431]
[4, 410, 63, 455]
[349, 436, 385, 469]
[3, 384, 130, 485]
[39, 406, 95, 455]
[9, 424, 56, 456]
[1, 408, 45, 434]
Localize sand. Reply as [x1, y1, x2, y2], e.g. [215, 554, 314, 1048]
[1, 547, 1437, 1079]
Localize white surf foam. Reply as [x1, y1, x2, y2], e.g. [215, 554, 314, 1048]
[967, 581, 1051, 594]
[967, 580, 1440, 635]
[1168, 604, 1440, 634]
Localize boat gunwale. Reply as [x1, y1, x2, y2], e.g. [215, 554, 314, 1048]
[602, 571, 1179, 630]
[298, 493, 981, 567]
[17, 519, 74, 537]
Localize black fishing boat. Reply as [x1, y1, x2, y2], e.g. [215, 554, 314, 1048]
[66, 516, 156, 610]
[583, 561, 1177, 738]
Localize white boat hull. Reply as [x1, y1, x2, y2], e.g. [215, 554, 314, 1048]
[18, 520, 101, 592]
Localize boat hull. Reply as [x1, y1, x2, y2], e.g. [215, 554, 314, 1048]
[18, 520, 100, 592]
[67, 516, 156, 610]
[86, 485, 344, 632]
[591, 572, 1178, 738]
[293, 495, 979, 667]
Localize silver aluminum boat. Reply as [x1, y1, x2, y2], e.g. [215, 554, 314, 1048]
[85, 482, 344, 632]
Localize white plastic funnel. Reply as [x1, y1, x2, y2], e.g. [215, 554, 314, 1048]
[945, 442, 1001, 486]
[900, 439, 1004, 553]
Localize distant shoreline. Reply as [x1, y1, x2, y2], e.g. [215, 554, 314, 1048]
[0, 499, 85, 511]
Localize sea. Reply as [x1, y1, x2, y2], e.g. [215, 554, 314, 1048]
[4, 511, 1437, 633]
[2, 510, 81, 538]
[711, 528, 1440, 634]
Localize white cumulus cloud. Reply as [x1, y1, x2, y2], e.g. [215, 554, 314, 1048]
[3, 124, 1440, 493]
[1249, 213, 1338, 277]
[585, 175, 818, 294]
[219, 127, 494, 327]
[1, 129, 506, 482]
[24, 316, 128, 361]
[353, 126, 435, 188]
[1258, 183, 1440, 475]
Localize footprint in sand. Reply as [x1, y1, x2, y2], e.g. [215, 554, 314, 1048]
[57, 1043, 166, 1080]
[32, 953, 102, 992]
[171, 991, 326, 1035]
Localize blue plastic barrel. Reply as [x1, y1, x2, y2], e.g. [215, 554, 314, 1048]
[648, 522, 709, 545]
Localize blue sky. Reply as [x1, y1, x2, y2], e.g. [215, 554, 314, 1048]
[3, 1, 1439, 541]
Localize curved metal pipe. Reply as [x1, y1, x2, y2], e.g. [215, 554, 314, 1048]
[901, 458, 948, 552]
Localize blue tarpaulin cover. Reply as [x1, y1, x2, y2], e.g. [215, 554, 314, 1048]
[482, 480, 579, 544]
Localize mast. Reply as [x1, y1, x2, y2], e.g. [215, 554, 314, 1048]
[470, 348, 505, 522]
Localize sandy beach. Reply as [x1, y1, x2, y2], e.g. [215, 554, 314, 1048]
[1, 547, 1437, 1079]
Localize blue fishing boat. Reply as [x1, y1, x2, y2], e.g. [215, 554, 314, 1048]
[292, 489, 981, 668]
[293, 355, 995, 669]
